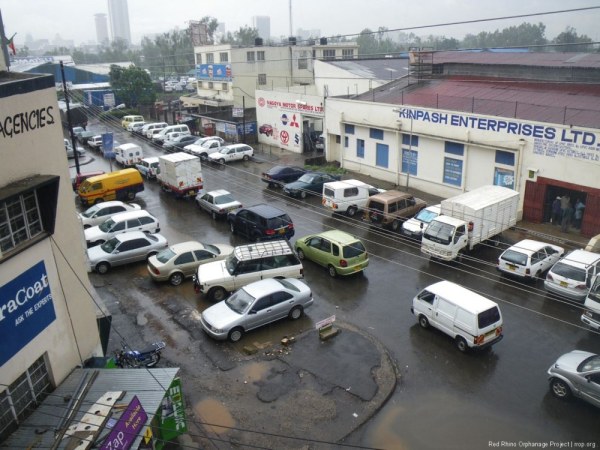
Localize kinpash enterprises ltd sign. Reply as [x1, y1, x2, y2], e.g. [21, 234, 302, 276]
[0, 261, 56, 366]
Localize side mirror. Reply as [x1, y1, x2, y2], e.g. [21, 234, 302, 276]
[248, 310, 257, 315]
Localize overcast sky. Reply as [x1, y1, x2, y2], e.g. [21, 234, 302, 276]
[2, 0, 599, 46]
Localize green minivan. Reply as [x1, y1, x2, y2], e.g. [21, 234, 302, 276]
[295, 230, 369, 277]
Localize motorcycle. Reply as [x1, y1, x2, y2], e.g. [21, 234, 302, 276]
[114, 341, 166, 368]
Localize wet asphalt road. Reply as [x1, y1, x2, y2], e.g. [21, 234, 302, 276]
[71, 124, 600, 450]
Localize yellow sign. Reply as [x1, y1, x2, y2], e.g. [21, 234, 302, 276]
[143, 426, 153, 444]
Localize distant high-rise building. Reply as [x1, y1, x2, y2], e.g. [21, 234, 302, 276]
[107, 0, 131, 45]
[95, 13, 109, 46]
[252, 16, 270, 41]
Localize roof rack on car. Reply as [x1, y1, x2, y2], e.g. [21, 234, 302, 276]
[234, 240, 292, 260]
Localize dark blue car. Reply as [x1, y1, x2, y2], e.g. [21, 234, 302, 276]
[261, 165, 307, 187]
[283, 172, 341, 199]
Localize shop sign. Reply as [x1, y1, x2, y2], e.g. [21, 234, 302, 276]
[158, 378, 187, 441]
[100, 395, 147, 450]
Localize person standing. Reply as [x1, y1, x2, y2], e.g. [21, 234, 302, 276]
[561, 199, 574, 233]
[574, 199, 585, 229]
[551, 196, 561, 225]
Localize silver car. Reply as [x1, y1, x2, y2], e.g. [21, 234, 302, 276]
[200, 278, 313, 342]
[87, 231, 168, 274]
[147, 240, 234, 286]
[195, 189, 242, 220]
[78, 201, 141, 229]
[547, 350, 600, 408]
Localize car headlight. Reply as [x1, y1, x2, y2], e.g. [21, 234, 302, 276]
[584, 310, 593, 318]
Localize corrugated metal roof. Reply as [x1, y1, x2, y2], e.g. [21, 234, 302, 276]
[3, 367, 180, 449]
[430, 51, 600, 68]
[324, 58, 409, 83]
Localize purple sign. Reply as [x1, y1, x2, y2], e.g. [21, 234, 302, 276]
[100, 395, 148, 450]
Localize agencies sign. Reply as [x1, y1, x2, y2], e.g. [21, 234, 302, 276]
[100, 395, 148, 450]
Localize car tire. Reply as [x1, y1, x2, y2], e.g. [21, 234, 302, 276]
[455, 336, 469, 353]
[229, 221, 236, 234]
[297, 249, 305, 260]
[96, 262, 110, 274]
[200, 153, 208, 161]
[243, 154, 249, 161]
[289, 306, 303, 320]
[211, 211, 217, 220]
[252, 233, 262, 243]
[391, 220, 401, 232]
[94, 198, 103, 205]
[550, 378, 572, 399]
[328, 265, 337, 278]
[418, 315, 429, 329]
[169, 272, 184, 286]
[300, 190, 307, 199]
[228, 327, 244, 343]
[346, 207, 357, 217]
[127, 191, 135, 201]
[219, 158, 225, 165]
[209, 286, 226, 302]
[83, 224, 91, 229]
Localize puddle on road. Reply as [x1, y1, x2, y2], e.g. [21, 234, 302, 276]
[242, 361, 270, 383]
[194, 398, 235, 435]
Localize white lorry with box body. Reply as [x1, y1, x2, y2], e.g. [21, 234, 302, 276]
[321, 179, 384, 217]
[156, 152, 203, 198]
[421, 185, 519, 261]
[115, 143, 143, 167]
[411, 280, 504, 352]
[582, 275, 600, 331]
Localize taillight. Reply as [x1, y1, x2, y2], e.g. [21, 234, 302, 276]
[321, 198, 326, 205]
[474, 335, 484, 345]
[547, 273, 554, 281]
[218, 209, 225, 214]
[575, 283, 588, 290]
[288, 223, 294, 229]
[340, 259, 348, 267]
[300, 268, 304, 277]
[496, 326, 502, 335]
[266, 229, 275, 235]
[150, 265, 160, 275]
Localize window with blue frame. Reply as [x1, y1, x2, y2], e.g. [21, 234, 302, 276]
[402, 134, 419, 147]
[375, 143, 389, 168]
[445, 141, 464, 155]
[357, 139, 365, 158]
[345, 124, 355, 135]
[370, 128, 384, 140]
[495, 150, 515, 166]
[344, 136, 349, 148]
[443, 157, 463, 186]
[494, 168, 515, 188]
[402, 149, 418, 175]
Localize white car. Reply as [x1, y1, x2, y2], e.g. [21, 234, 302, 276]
[87, 135, 103, 149]
[195, 189, 242, 220]
[185, 139, 226, 160]
[207, 144, 254, 164]
[497, 239, 564, 281]
[401, 204, 441, 240]
[78, 201, 141, 229]
[127, 121, 146, 133]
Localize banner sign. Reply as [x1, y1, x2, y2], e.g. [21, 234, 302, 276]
[158, 377, 187, 441]
[0, 261, 56, 366]
[196, 64, 232, 81]
[100, 395, 147, 450]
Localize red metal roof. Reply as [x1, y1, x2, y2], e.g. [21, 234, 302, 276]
[430, 51, 600, 69]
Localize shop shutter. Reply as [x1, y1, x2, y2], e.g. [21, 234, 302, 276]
[523, 180, 546, 223]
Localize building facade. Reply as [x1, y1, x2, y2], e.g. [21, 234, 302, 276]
[107, 0, 131, 45]
[0, 55, 103, 440]
[252, 16, 271, 41]
[94, 13, 109, 46]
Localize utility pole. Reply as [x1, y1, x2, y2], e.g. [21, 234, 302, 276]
[60, 60, 81, 174]
[242, 96, 246, 143]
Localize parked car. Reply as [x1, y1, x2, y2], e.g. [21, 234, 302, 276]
[497, 239, 564, 281]
[295, 230, 369, 277]
[315, 135, 324, 151]
[127, 121, 146, 133]
[78, 200, 141, 229]
[72, 170, 105, 192]
[84, 210, 160, 247]
[136, 157, 160, 179]
[228, 204, 294, 241]
[322, 179, 384, 217]
[162, 134, 199, 152]
[208, 144, 254, 164]
[87, 135, 103, 149]
[261, 165, 307, 188]
[363, 190, 427, 232]
[259, 124, 273, 136]
[200, 277, 313, 342]
[189, 136, 225, 147]
[547, 350, 600, 408]
[147, 240, 234, 286]
[185, 139, 226, 160]
[88, 231, 168, 274]
[196, 189, 242, 220]
[400, 204, 442, 240]
[544, 249, 600, 302]
[64, 139, 85, 159]
[194, 240, 304, 301]
[283, 172, 341, 199]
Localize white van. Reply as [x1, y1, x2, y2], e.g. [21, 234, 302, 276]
[84, 209, 160, 247]
[322, 179, 384, 217]
[115, 143, 143, 167]
[582, 275, 600, 330]
[153, 124, 190, 143]
[143, 122, 168, 139]
[411, 280, 504, 352]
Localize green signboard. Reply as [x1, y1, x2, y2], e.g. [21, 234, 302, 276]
[156, 377, 187, 446]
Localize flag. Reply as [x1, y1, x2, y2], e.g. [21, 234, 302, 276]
[6, 33, 16, 55]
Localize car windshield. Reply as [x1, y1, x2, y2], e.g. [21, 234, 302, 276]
[81, 204, 101, 218]
[225, 254, 239, 275]
[343, 241, 366, 258]
[579, 354, 600, 372]
[423, 221, 454, 245]
[215, 194, 235, 205]
[101, 237, 119, 253]
[156, 248, 176, 263]
[500, 249, 528, 266]
[415, 208, 439, 224]
[99, 218, 116, 232]
[225, 288, 255, 314]
[551, 262, 587, 282]
[298, 174, 315, 183]
[267, 215, 291, 229]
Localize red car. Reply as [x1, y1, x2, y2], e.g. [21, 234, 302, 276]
[259, 124, 273, 136]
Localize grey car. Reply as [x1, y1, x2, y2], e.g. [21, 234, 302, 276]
[87, 231, 168, 274]
[195, 189, 242, 220]
[200, 278, 313, 342]
[547, 350, 600, 408]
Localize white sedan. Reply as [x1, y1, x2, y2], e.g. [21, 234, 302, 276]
[207, 144, 253, 164]
[78, 201, 141, 228]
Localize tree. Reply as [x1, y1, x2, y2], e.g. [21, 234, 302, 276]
[356, 29, 379, 57]
[552, 26, 593, 52]
[199, 16, 219, 44]
[109, 65, 156, 108]
[220, 26, 259, 46]
[140, 29, 194, 79]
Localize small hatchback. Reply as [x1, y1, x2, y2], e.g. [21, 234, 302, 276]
[228, 204, 294, 241]
[295, 230, 369, 277]
[200, 278, 313, 342]
[544, 249, 600, 302]
[547, 350, 600, 409]
[497, 239, 564, 281]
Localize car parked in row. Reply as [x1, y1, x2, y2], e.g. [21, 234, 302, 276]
[228, 204, 294, 242]
[497, 239, 564, 281]
[363, 190, 427, 232]
[200, 277, 313, 342]
[208, 144, 253, 164]
[322, 179, 384, 217]
[544, 249, 600, 303]
[127, 121, 146, 133]
[283, 172, 341, 199]
[84, 210, 160, 247]
[64, 139, 85, 159]
[147, 240, 234, 286]
[261, 165, 307, 188]
[136, 157, 160, 179]
[72, 170, 106, 192]
[547, 350, 600, 409]
[88, 231, 168, 274]
[78, 200, 141, 229]
[400, 204, 441, 240]
[295, 230, 369, 277]
[185, 138, 226, 161]
[162, 134, 199, 153]
[196, 189, 243, 220]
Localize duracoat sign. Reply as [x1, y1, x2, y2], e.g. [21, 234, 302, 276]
[0, 261, 56, 366]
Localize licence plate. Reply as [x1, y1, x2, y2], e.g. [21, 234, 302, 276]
[279, 228, 285, 234]
[507, 264, 516, 271]
[560, 281, 568, 287]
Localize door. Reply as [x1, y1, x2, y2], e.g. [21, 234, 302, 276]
[435, 298, 457, 335]
[414, 290, 435, 320]
[231, 260, 262, 290]
[523, 180, 546, 223]
[245, 296, 274, 330]
[173, 251, 197, 278]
